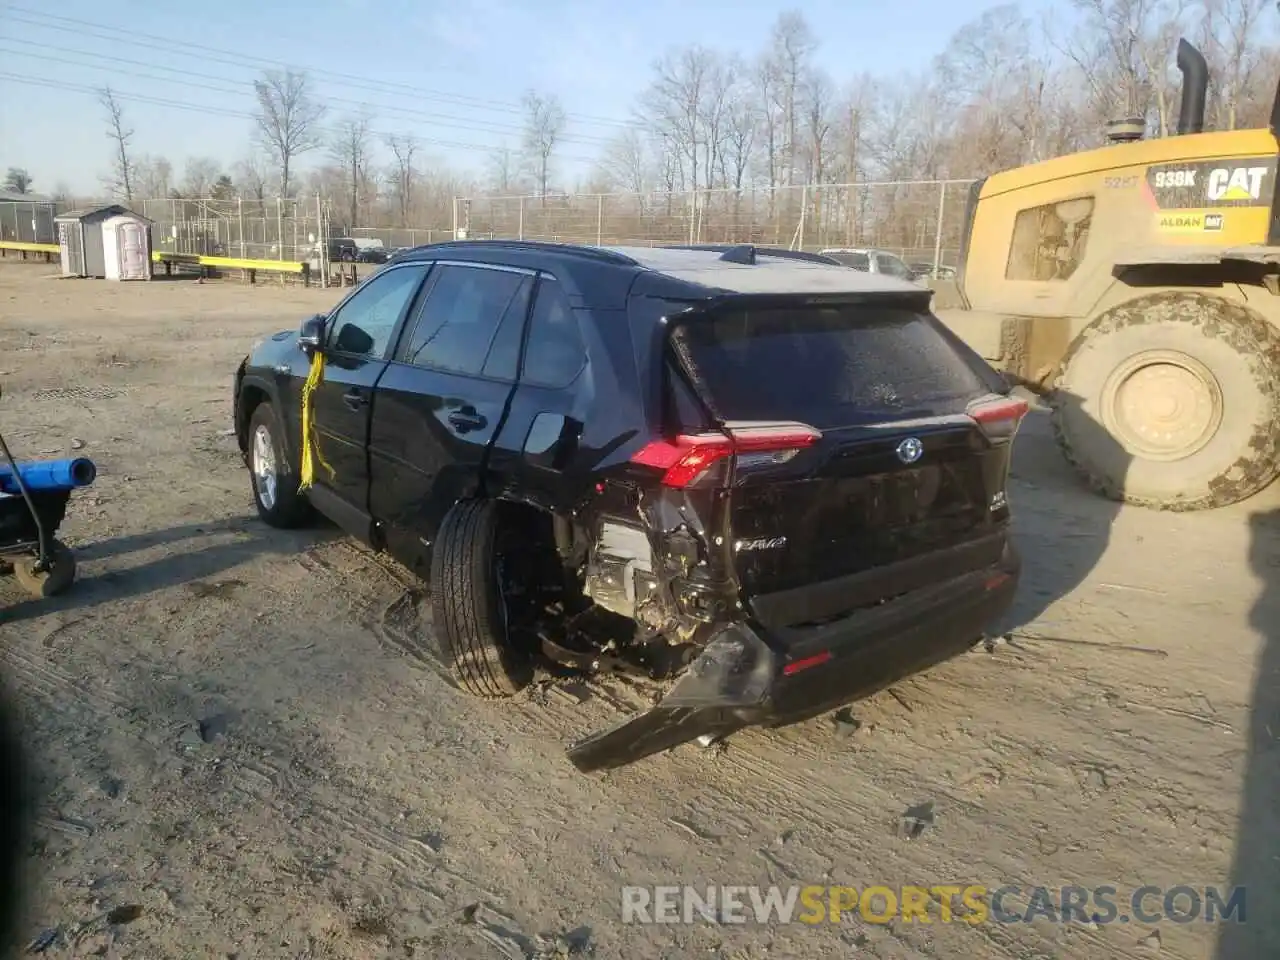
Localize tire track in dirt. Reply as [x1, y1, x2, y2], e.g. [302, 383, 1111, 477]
[0, 593, 500, 921]
[668, 736, 1165, 960]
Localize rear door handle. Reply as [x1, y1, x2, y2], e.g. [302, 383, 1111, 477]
[448, 408, 487, 433]
[342, 389, 368, 410]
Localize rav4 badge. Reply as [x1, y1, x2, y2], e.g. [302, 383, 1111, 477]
[735, 536, 788, 553]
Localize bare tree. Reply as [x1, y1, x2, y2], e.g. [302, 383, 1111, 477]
[386, 133, 419, 226]
[487, 145, 523, 194]
[98, 86, 135, 203]
[766, 11, 818, 186]
[2, 168, 33, 194]
[331, 112, 374, 230]
[521, 90, 567, 200]
[181, 157, 222, 198]
[233, 154, 271, 206]
[1200, 0, 1275, 129]
[641, 46, 720, 193]
[253, 69, 326, 199]
[1057, 0, 1188, 136]
[698, 54, 740, 192]
[132, 155, 173, 200]
[598, 129, 650, 195]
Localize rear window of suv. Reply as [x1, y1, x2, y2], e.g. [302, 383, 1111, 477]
[670, 301, 991, 428]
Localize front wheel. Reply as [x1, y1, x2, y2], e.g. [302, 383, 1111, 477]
[1052, 292, 1280, 510]
[247, 402, 313, 528]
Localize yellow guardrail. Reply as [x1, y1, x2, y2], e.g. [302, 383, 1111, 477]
[152, 250, 311, 284]
[0, 240, 60, 254]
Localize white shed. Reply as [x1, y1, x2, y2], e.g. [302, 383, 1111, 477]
[101, 212, 153, 281]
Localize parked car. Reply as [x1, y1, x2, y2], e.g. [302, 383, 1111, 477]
[819, 247, 921, 282]
[908, 262, 958, 281]
[233, 241, 1025, 772]
[325, 237, 358, 262]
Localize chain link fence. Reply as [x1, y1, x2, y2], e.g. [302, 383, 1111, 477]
[35, 180, 977, 274]
[136, 196, 329, 262]
[0, 197, 57, 244]
[450, 180, 977, 269]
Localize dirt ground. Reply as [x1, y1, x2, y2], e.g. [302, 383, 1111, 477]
[0, 260, 1277, 960]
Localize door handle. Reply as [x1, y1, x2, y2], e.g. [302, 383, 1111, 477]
[448, 408, 488, 433]
[342, 389, 368, 410]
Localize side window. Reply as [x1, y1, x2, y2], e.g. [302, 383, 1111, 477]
[1005, 197, 1094, 281]
[523, 277, 587, 387]
[665, 360, 709, 432]
[401, 265, 528, 376]
[481, 278, 534, 380]
[326, 264, 429, 357]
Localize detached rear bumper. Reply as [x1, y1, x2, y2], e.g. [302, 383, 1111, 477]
[565, 544, 1020, 772]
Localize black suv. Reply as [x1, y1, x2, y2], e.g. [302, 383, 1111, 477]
[233, 241, 1024, 772]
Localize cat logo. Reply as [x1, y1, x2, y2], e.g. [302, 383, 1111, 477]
[1204, 213, 1224, 230]
[1207, 166, 1269, 202]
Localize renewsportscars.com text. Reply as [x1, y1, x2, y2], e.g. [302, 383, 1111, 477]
[620, 884, 1247, 926]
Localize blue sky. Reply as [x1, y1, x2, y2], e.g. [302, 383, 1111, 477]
[0, 0, 1059, 195]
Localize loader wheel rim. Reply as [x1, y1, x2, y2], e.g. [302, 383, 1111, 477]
[252, 423, 278, 510]
[1102, 350, 1223, 461]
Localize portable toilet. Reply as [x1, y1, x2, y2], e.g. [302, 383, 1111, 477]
[102, 212, 153, 281]
[54, 204, 130, 278]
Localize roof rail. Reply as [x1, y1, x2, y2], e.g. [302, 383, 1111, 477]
[405, 238, 639, 266]
[661, 244, 842, 266]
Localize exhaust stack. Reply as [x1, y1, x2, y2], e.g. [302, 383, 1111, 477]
[1176, 38, 1208, 135]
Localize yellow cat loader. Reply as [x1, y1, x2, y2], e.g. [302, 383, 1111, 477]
[936, 39, 1280, 510]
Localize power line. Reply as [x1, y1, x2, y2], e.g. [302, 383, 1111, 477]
[0, 71, 604, 163]
[0, 39, 617, 149]
[0, 5, 643, 131]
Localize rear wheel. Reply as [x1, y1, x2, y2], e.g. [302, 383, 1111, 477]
[429, 499, 534, 699]
[248, 402, 313, 528]
[14, 540, 76, 598]
[1052, 292, 1280, 509]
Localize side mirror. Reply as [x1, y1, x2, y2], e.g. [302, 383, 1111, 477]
[298, 314, 326, 355]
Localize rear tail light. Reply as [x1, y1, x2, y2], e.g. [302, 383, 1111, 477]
[630, 421, 822, 489]
[966, 394, 1029, 443]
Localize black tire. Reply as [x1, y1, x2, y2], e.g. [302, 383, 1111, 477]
[429, 499, 533, 699]
[13, 540, 76, 598]
[247, 401, 314, 528]
[1052, 292, 1280, 510]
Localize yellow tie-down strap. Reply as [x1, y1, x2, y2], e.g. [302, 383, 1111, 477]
[298, 350, 335, 491]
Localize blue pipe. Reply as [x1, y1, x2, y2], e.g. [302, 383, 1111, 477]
[0, 457, 97, 495]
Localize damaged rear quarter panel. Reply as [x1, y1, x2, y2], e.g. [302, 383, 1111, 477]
[583, 473, 742, 641]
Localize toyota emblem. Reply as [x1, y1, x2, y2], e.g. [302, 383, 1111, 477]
[896, 437, 924, 465]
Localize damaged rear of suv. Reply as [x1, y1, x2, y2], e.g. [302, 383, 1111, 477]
[234, 241, 1024, 773]
[563, 249, 1024, 771]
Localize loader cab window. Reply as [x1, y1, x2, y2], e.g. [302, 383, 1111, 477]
[1005, 197, 1094, 282]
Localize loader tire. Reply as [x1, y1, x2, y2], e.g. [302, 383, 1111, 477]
[1051, 292, 1280, 510]
[429, 499, 534, 699]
